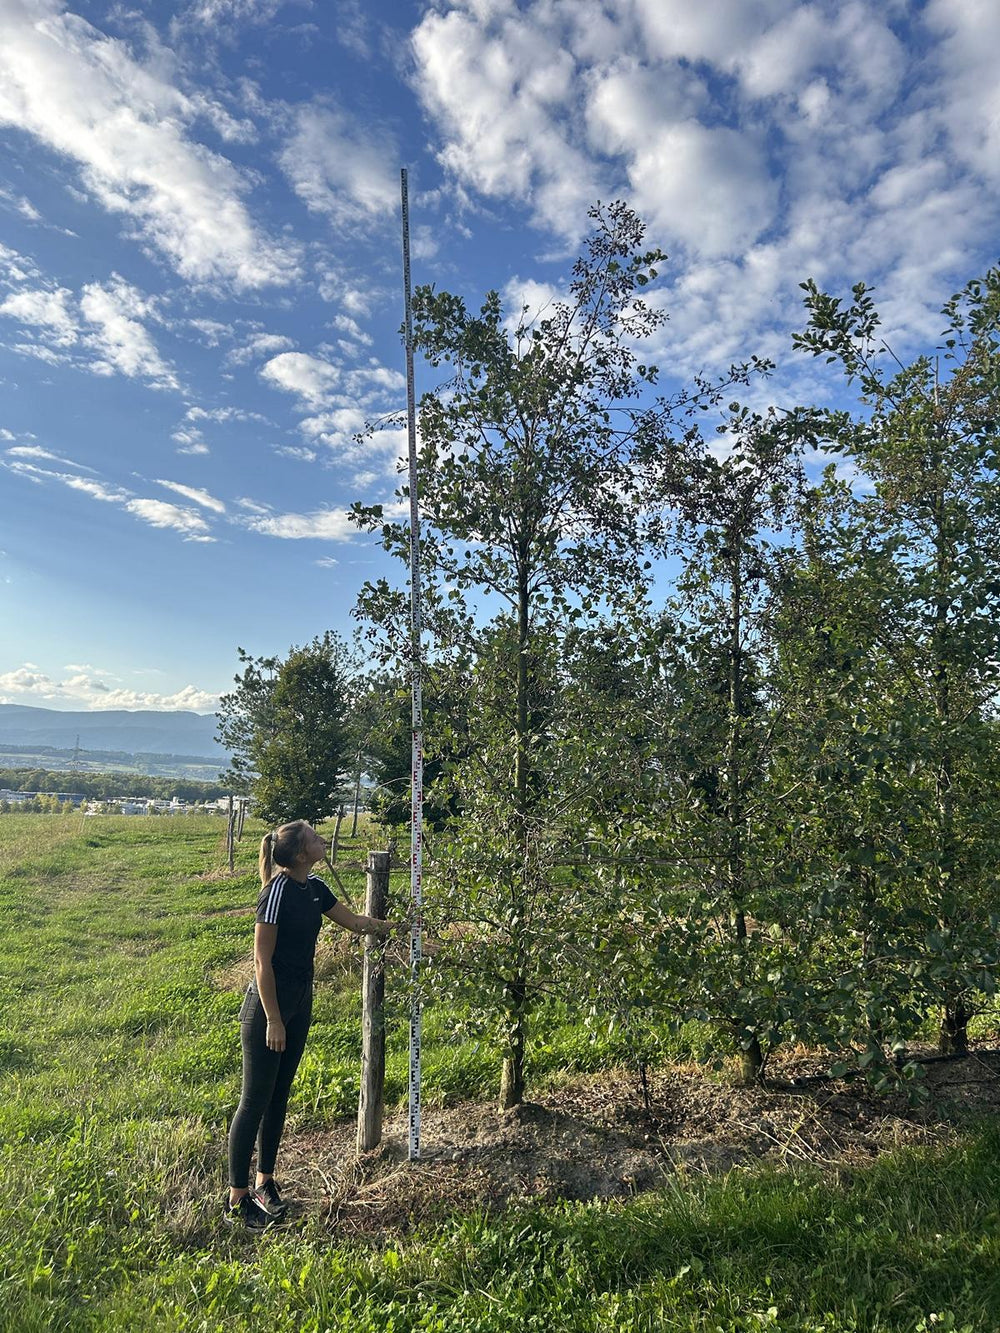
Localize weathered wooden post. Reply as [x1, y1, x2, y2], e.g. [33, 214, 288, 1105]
[236, 797, 247, 841]
[226, 794, 235, 873]
[357, 849, 390, 1153]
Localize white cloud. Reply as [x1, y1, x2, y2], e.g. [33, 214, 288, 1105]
[79, 276, 178, 389]
[0, 185, 42, 222]
[172, 427, 209, 455]
[925, 0, 1000, 181]
[259, 350, 339, 406]
[411, 2, 602, 240]
[6, 444, 92, 469]
[244, 507, 356, 539]
[185, 405, 270, 424]
[154, 479, 226, 513]
[0, 0, 297, 289]
[410, 0, 1000, 384]
[188, 318, 233, 345]
[274, 445, 317, 462]
[226, 331, 295, 365]
[62, 475, 129, 503]
[181, 0, 298, 27]
[0, 662, 219, 711]
[329, 313, 372, 346]
[0, 286, 77, 344]
[125, 498, 213, 538]
[0, 239, 41, 283]
[279, 102, 397, 227]
[5, 456, 218, 542]
[298, 405, 404, 478]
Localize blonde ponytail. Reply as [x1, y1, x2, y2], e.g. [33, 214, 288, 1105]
[258, 832, 275, 887]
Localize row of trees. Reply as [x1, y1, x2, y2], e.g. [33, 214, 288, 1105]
[220, 204, 1000, 1107]
[0, 768, 228, 803]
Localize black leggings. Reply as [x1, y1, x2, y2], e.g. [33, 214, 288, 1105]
[227, 981, 312, 1189]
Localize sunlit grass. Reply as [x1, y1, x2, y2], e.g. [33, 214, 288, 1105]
[1, 812, 998, 1331]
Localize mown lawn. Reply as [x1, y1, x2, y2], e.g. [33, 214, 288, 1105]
[1, 812, 998, 1332]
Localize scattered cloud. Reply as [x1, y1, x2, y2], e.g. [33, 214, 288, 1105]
[226, 331, 296, 365]
[0, 286, 77, 344]
[274, 445, 317, 461]
[279, 102, 398, 227]
[80, 276, 179, 389]
[0, 663, 219, 711]
[6, 444, 93, 469]
[243, 507, 356, 539]
[180, 0, 305, 29]
[4, 456, 217, 541]
[328, 313, 372, 346]
[154, 478, 227, 512]
[0, 0, 298, 289]
[124, 497, 213, 538]
[259, 350, 339, 406]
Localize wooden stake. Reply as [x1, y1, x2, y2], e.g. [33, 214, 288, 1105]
[357, 849, 390, 1153]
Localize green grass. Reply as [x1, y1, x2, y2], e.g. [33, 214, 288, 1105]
[1, 812, 999, 1331]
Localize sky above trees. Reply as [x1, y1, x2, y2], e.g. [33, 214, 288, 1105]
[0, 0, 997, 713]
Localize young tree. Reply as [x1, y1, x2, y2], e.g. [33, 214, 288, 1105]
[794, 269, 1000, 1054]
[355, 201, 765, 1108]
[629, 410, 817, 1083]
[216, 631, 353, 828]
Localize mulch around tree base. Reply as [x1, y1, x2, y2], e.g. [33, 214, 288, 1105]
[273, 1048, 1000, 1235]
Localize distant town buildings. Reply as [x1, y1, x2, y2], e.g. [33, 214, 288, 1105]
[0, 790, 226, 815]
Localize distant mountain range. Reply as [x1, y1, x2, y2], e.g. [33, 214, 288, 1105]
[0, 704, 226, 760]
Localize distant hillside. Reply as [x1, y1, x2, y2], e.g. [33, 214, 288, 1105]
[0, 704, 226, 760]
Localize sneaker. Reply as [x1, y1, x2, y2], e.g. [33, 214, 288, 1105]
[252, 1178, 288, 1218]
[223, 1191, 274, 1231]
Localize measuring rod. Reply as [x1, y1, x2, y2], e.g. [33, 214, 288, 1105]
[401, 167, 423, 1163]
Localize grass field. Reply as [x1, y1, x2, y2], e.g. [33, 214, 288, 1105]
[2, 812, 999, 1332]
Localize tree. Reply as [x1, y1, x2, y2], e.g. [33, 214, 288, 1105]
[793, 268, 1000, 1054]
[354, 201, 766, 1108]
[615, 409, 817, 1084]
[216, 632, 353, 827]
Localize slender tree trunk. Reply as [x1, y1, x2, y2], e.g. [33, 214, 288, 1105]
[351, 748, 363, 838]
[727, 544, 764, 1084]
[500, 539, 532, 1111]
[930, 470, 966, 1055]
[499, 975, 527, 1110]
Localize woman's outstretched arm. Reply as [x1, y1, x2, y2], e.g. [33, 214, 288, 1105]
[324, 901, 394, 935]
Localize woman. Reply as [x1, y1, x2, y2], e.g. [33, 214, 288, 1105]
[226, 819, 393, 1229]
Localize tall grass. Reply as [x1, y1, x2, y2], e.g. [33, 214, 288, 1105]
[0, 813, 998, 1331]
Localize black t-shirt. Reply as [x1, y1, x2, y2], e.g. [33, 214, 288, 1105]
[255, 872, 337, 985]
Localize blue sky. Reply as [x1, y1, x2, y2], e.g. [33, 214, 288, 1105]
[0, 0, 998, 714]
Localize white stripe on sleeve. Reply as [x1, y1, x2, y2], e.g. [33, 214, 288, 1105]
[262, 873, 286, 925]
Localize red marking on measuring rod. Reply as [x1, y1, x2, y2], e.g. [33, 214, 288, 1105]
[401, 167, 423, 1162]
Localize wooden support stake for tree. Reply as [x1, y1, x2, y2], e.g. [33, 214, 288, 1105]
[332, 803, 346, 859]
[357, 849, 390, 1154]
[227, 794, 235, 874]
[236, 798, 247, 841]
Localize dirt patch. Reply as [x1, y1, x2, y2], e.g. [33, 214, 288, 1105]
[270, 1049, 1000, 1235]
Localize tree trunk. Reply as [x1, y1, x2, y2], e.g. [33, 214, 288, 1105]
[738, 1033, 765, 1085]
[727, 542, 762, 1085]
[499, 537, 532, 1112]
[499, 977, 527, 1111]
[940, 1000, 969, 1056]
[931, 467, 964, 1058]
[350, 750, 363, 838]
